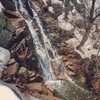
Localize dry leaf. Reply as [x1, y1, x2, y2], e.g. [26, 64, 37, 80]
[92, 79, 100, 92]
[79, 73, 86, 84]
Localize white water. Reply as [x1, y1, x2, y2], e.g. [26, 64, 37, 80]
[14, 0, 59, 81]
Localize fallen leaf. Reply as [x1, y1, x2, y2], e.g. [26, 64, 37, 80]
[66, 70, 75, 76]
[92, 79, 100, 92]
[79, 73, 86, 84]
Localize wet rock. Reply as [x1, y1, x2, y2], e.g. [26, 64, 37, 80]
[0, 0, 16, 11]
[59, 30, 74, 40]
[2, 10, 20, 19]
[0, 80, 41, 100]
[50, 4, 64, 19]
[57, 79, 94, 100]
[58, 21, 74, 31]
[0, 83, 21, 100]
[0, 13, 12, 47]
[0, 47, 10, 64]
[0, 47, 10, 77]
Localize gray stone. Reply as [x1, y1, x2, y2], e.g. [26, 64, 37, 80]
[0, 13, 12, 47]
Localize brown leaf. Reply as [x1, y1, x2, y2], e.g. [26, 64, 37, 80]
[92, 79, 100, 92]
[66, 70, 75, 76]
[79, 74, 86, 84]
[26, 83, 54, 96]
[18, 67, 27, 74]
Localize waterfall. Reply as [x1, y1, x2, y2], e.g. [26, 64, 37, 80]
[14, 0, 59, 81]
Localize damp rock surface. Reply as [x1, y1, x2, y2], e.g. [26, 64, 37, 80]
[58, 79, 94, 100]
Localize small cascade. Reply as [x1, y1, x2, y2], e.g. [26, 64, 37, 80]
[14, 0, 60, 81]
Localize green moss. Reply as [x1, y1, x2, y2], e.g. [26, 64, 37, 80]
[55, 79, 95, 100]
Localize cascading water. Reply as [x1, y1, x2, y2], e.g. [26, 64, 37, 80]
[14, 0, 59, 81]
[3, 0, 95, 99]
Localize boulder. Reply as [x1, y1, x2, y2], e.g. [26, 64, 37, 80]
[0, 11, 12, 47]
[0, 47, 10, 76]
[0, 84, 20, 100]
[0, 47, 10, 64]
[56, 79, 94, 100]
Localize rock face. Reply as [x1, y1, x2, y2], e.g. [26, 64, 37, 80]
[0, 12, 12, 47]
[0, 0, 16, 11]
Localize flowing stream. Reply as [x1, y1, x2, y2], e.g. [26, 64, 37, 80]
[14, 0, 59, 81]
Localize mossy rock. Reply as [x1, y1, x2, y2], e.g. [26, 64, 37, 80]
[0, 13, 12, 47]
[55, 79, 95, 100]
